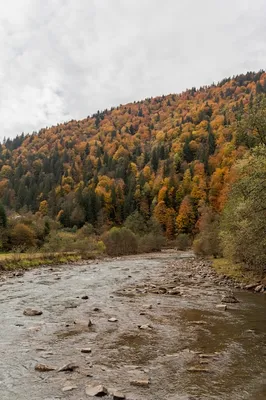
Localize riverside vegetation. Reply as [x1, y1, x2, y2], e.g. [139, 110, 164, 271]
[0, 71, 265, 282]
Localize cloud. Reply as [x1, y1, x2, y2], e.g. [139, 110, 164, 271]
[0, 0, 265, 139]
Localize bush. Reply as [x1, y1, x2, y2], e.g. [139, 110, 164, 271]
[175, 233, 191, 250]
[10, 223, 36, 250]
[193, 206, 221, 257]
[138, 233, 165, 253]
[102, 227, 138, 256]
[42, 231, 101, 254]
[77, 223, 95, 238]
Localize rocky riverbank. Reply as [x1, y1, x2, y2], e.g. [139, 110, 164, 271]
[5, 252, 265, 296]
[0, 251, 265, 400]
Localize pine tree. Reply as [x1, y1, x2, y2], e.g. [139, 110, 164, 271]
[0, 203, 7, 228]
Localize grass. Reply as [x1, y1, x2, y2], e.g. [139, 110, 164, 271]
[212, 258, 261, 284]
[0, 251, 97, 272]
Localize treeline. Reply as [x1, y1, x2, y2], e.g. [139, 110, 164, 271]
[0, 204, 166, 257]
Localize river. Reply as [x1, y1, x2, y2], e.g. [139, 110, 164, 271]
[0, 251, 265, 400]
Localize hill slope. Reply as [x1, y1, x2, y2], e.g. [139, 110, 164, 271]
[0, 70, 266, 237]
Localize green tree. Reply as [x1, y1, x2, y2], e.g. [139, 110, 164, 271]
[220, 146, 266, 271]
[236, 96, 266, 147]
[124, 211, 147, 236]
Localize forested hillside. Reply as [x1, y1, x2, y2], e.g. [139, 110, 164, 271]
[0, 70, 266, 239]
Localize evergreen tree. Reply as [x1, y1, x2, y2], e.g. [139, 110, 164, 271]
[0, 203, 7, 228]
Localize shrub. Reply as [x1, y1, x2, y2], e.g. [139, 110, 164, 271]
[10, 223, 36, 250]
[77, 223, 95, 238]
[175, 233, 191, 250]
[138, 232, 165, 253]
[193, 206, 221, 257]
[42, 231, 101, 254]
[102, 227, 138, 256]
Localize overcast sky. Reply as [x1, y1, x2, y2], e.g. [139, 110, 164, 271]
[0, 0, 265, 140]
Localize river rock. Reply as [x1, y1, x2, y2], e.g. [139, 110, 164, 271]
[199, 353, 218, 358]
[81, 348, 92, 353]
[138, 324, 152, 330]
[245, 283, 258, 290]
[113, 391, 126, 399]
[146, 304, 153, 309]
[74, 319, 93, 327]
[221, 294, 239, 304]
[254, 284, 264, 292]
[130, 379, 150, 387]
[23, 308, 43, 316]
[187, 367, 211, 373]
[85, 384, 108, 396]
[62, 385, 77, 392]
[108, 317, 118, 322]
[58, 362, 79, 372]
[168, 287, 181, 295]
[35, 363, 56, 372]
[216, 304, 227, 311]
[15, 271, 24, 277]
[65, 302, 78, 309]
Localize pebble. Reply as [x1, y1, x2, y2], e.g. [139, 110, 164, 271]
[85, 384, 108, 397]
[245, 283, 258, 290]
[62, 386, 77, 392]
[216, 304, 227, 311]
[254, 284, 264, 293]
[58, 363, 79, 372]
[168, 288, 181, 295]
[130, 379, 150, 387]
[35, 363, 56, 372]
[23, 308, 43, 316]
[74, 319, 93, 327]
[81, 348, 92, 354]
[221, 294, 239, 304]
[199, 353, 218, 358]
[187, 367, 211, 373]
[113, 390, 126, 399]
[138, 324, 152, 330]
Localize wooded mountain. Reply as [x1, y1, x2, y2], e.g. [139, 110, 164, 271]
[0, 70, 265, 237]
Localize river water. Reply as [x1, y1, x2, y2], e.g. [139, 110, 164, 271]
[0, 251, 265, 400]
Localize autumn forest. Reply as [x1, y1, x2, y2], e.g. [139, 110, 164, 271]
[0, 70, 265, 270]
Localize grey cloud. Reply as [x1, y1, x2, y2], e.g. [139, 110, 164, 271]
[0, 0, 265, 139]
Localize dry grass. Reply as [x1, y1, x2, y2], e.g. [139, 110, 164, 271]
[212, 258, 261, 283]
[0, 251, 96, 272]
